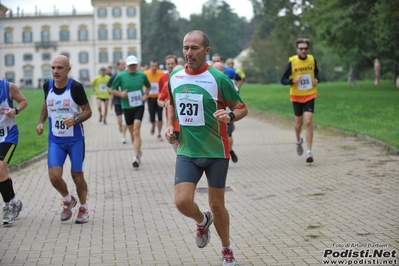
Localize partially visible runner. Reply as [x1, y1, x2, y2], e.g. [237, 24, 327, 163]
[91, 67, 111, 124]
[177, 57, 185, 66]
[225, 58, 246, 89]
[211, 56, 241, 163]
[144, 60, 165, 141]
[280, 38, 320, 163]
[0, 80, 28, 226]
[158, 64, 183, 152]
[110, 55, 151, 168]
[165, 30, 248, 266]
[107, 59, 128, 144]
[36, 55, 92, 224]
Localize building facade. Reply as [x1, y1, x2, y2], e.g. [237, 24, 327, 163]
[0, 0, 141, 88]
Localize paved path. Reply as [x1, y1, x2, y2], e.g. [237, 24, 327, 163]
[2, 95, 398, 265]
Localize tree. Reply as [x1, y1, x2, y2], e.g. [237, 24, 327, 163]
[306, 0, 399, 80]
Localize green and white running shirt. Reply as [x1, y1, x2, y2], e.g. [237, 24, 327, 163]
[169, 64, 246, 158]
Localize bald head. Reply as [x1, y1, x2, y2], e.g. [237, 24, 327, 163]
[53, 55, 70, 67]
[51, 55, 71, 85]
[213, 62, 224, 72]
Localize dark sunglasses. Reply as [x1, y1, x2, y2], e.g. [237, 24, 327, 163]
[298, 47, 308, 51]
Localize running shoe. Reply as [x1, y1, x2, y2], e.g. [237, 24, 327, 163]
[196, 210, 214, 248]
[75, 207, 89, 224]
[11, 200, 23, 220]
[2, 206, 14, 225]
[306, 150, 314, 163]
[296, 138, 304, 156]
[229, 150, 238, 163]
[157, 134, 163, 141]
[222, 248, 237, 266]
[61, 195, 77, 221]
[121, 138, 127, 144]
[132, 157, 140, 168]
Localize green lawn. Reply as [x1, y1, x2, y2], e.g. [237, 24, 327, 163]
[240, 80, 399, 149]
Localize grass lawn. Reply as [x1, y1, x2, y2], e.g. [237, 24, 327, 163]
[240, 80, 399, 150]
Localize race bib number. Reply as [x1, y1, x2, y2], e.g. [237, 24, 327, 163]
[175, 93, 205, 126]
[128, 90, 143, 107]
[298, 74, 313, 90]
[0, 126, 7, 142]
[150, 83, 159, 95]
[51, 117, 73, 137]
[100, 84, 107, 92]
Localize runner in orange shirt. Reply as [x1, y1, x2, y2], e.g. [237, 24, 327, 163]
[144, 60, 165, 141]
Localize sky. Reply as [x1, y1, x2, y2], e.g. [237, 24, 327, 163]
[1, 0, 254, 20]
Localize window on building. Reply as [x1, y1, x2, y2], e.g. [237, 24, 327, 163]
[97, 8, 107, 17]
[5, 55, 14, 66]
[23, 69, 33, 87]
[127, 50, 137, 57]
[79, 52, 89, 63]
[98, 29, 108, 40]
[127, 28, 137, 39]
[113, 28, 122, 40]
[42, 53, 51, 60]
[23, 54, 33, 61]
[41, 30, 50, 43]
[112, 8, 122, 17]
[79, 69, 90, 83]
[127, 7, 136, 17]
[113, 51, 123, 63]
[61, 52, 70, 59]
[60, 30, 70, 41]
[23, 31, 33, 43]
[78, 29, 88, 41]
[99, 52, 108, 63]
[5, 72, 15, 83]
[4, 32, 12, 44]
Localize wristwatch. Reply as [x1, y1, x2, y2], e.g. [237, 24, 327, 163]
[74, 115, 80, 124]
[228, 112, 235, 123]
[14, 107, 20, 115]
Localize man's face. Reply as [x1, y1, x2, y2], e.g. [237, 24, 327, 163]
[226, 60, 234, 68]
[150, 62, 158, 73]
[183, 33, 210, 72]
[118, 61, 126, 72]
[212, 55, 222, 64]
[297, 43, 309, 59]
[127, 64, 138, 74]
[165, 58, 177, 73]
[51, 57, 70, 82]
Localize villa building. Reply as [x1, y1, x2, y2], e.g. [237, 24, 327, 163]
[0, 0, 142, 88]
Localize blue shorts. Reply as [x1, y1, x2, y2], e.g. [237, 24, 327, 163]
[48, 140, 85, 172]
[174, 155, 229, 188]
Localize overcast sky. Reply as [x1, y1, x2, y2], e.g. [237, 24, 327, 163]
[1, 0, 254, 20]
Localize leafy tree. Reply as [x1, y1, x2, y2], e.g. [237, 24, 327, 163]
[306, 0, 399, 80]
[141, 0, 182, 65]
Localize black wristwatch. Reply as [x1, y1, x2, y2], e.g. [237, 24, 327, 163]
[228, 112, 235, 123]
[74, 116, 80, 124]
[14, 107, 20, 115]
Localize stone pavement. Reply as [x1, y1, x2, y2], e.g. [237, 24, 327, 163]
[1, 95, 398, 266]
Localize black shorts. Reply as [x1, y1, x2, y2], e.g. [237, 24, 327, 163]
[174, 155, 229, 189]
[227, 122, 235, 137]
[97, 98, 109, 102]
[123, 106, 145, 126]
[292, 98, 315, 117]
[0, 143, 17, 164]
[147, 98, 163, 122]
[114, 104, 123, 116]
